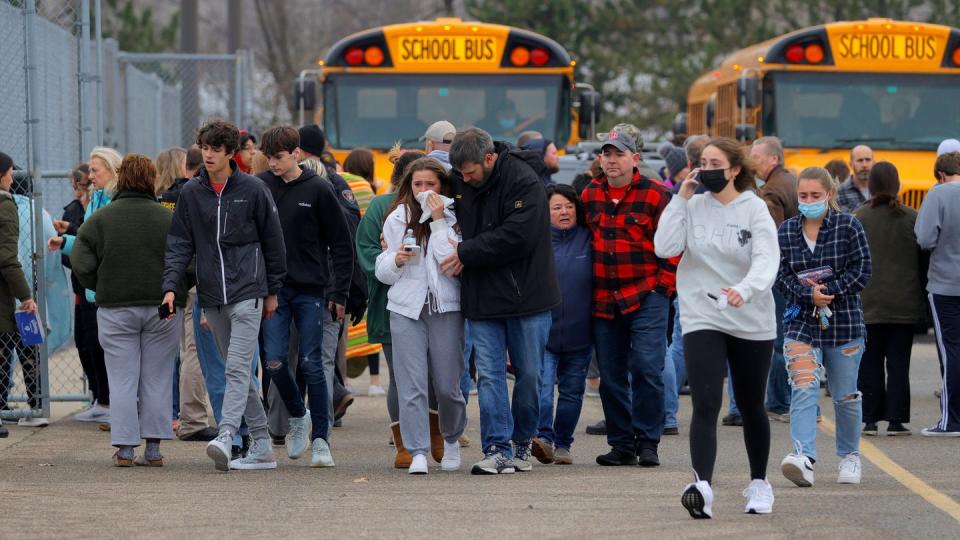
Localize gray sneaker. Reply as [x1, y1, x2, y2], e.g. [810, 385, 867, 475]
[310, 437, 335, 468]
[206, 431, 233, 472]
[471, 451, 516, 475]
[229, 438, 277, 470]
[287, 411, 310, 459]
[513, 441, 533, 472]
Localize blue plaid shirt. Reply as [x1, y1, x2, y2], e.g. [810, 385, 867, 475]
[836, 178, 868, 213]
[776, 209, 872, 348]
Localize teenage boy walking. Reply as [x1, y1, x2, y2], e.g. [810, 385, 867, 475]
[162, 119, 287, 471]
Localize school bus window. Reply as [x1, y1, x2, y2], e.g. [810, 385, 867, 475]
[356, 88, 397, 119]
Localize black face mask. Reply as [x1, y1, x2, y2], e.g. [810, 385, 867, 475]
[698, 168, 729, 193]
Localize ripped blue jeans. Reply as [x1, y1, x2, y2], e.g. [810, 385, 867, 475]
[785, 337, 864, 461]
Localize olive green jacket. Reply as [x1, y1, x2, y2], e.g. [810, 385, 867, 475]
[0, 191, 32, 333]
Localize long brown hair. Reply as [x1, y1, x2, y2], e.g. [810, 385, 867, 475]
[384, 157, 450, 246]
[704, 137, 757, 193]
[867, 161, 904, 216]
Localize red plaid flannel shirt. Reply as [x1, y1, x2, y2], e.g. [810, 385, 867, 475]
[581, 169, 678, 319]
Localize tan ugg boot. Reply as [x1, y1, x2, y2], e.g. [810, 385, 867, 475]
[429, 410, 444, 463]
[391, 422, 412, 469]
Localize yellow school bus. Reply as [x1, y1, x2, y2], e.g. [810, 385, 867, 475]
[681, 19, 960, 209]
[298, 17, 597, 192]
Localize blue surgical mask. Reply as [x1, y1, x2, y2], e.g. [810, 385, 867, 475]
[798, 200, 827, 219]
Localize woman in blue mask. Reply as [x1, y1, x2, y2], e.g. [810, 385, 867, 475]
[776, 166, 872, 489]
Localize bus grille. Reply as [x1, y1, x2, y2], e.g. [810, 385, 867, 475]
[901, 189, 926, 210]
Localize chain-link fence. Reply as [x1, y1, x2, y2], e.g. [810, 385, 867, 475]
[0, 0, 255, 422]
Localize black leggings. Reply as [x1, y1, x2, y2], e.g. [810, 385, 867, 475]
[684, 330, 773, 483]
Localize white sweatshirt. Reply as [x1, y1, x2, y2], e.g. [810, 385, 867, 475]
[654, 190, 779, 341]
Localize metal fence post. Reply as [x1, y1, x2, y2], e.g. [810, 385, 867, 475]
[233, 52, 243, 126]
[78, 0, 90, 160]
[94, 0, 104, 146]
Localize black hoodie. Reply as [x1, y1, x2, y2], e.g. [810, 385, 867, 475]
[258, 166, 355, 304]
[452, 141, 561, 320]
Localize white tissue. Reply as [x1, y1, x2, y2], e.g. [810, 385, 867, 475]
[415, 190, 455, 223]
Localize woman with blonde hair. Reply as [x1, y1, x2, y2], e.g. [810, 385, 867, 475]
[777, 166, 872, 488]
[154, 147, 187, 196]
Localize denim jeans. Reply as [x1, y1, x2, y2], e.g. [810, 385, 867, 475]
[471, 310, 551, 459]
[460, 320, 474, 406]
[262, 288, 329, 442]
[765, 290, 791, 414]
[786, 337, 865, 461]
[594, 292, 669, 450]
[727, 366, 740, 416]
[193, 297, 257, 446]
[537, 346, 592, 449]
[663, 300, 683, 429]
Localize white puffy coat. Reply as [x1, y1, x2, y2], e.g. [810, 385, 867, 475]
[375, 204, 461, 320]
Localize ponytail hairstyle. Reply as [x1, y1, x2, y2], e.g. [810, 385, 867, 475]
[797, 166, 840, 210]
[867, 161, 904, 216]
[384, 157, 450, 247]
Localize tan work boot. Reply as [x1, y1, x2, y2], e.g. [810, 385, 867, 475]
[390, 422, 412, 469]
[429, 410, 444, 463]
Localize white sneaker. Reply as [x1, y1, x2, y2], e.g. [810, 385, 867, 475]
[367, 384, 386, 397]
[229, 438, 277, 470]
[743, 479, 774, 514]
[18, 417, 49, 427]
[74, 404, 109, 422]
[681, 475, 713, 519]
[781, 452, 815, 487]
[206, 431, 233, 472]
[408, 453, 428, 474]
[837, 454, 862, 484]
[310, 437, 335, 468]
[440, 440, 461, 471]
[286, 411, 310, 460]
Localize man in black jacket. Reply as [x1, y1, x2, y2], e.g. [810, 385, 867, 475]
[256, 125, 354, 467]
[442, 127, 560, 475]
[162, 119, 287, 472]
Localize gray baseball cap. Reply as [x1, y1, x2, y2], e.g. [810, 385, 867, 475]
[600, 129, 638, 154]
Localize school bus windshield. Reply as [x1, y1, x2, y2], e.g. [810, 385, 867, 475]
[763, 71, 960, 151]
[323, 73, 569, 149]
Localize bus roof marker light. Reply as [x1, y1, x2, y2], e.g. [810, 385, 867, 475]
[785, 44, 804, 63]
[953, 47, 960, 66]
[471, 26, 479, 32]
[345, 47, 364, 66]
[444, 25, 451, 31]
[531, 48, 549, 66]
[733, 63, 742, 71]
[757, 56, 765, 63]
[364, 46, 384, 66]
[804, 43, 824, 64]
[510, 46, 530, 66]
[416, 26, 423, 32]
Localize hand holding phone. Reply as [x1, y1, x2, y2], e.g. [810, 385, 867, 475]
[403, 245, 422, 256]
[158, 302, 175, 320]
[678, 168, 701, 200]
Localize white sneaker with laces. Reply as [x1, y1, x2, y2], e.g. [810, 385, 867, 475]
[781, 442, 815, 487]
[229, 438, 277, 470]
[681, 474, 713, 519]
[206, 431, 233, 472]
[743, 479, 774, 514]
[310, 437, 335, 468]
[409, 453, 428, 474]
[367, 384, 386, 397]
[837, 453, 862, 484]
[74, 403, 109, 422]
[286, 411, 310, 459]
[18, 417, 49, 427]
[441, 440, 461, 471]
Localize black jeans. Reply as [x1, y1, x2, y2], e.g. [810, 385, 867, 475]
[0, 333, 40, 410]
[684, 330, 773, 483]
[930, 294, 960, 432]
[76, 300, 109, 405]
[859, 324, 913, 423]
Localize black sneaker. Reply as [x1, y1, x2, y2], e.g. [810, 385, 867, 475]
[0, 423, 7, 438]
[663, 426, 679, 436]
[721, 413, 743, 426]
[585, 420, 607, 435]
[272, 436, 286, 447]
[231, 445, 242, 460]
[886, 422, 911, 436]
[179, 426, 219, 442]
[862, 422, 879, 436]
[596, 448, 637, 466]
[637, 446, 660, 467]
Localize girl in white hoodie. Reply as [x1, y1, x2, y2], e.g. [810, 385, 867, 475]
[655, 137, 780, 519]
[376, 157, 466, 475]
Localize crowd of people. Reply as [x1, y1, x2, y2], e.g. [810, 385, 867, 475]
[1, 117, 958, 519]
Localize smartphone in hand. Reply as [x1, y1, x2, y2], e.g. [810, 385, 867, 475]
[403, 245, 422, 256]
[158, 303, 175, 320]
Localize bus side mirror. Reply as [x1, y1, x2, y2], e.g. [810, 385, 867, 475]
[672, 113, 687, 136]
[294, 78, 317, 111]
[736, 124, 757, 141]
[578, 90, 601, 139]
[737, 76, 760, 109]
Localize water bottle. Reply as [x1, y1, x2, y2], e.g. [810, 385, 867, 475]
[402, 228, 417, 249]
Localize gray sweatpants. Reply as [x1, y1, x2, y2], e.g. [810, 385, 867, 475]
[97, 306, 182, 447]
[322, 310, 349, 431]
[390, 307, 467, 456]
[204, 299, 269, 441]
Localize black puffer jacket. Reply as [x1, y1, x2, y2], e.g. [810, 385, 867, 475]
[453, 141, 560, 320]
[162, 162, 286, 308]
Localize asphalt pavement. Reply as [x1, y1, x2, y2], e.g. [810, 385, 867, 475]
[1, 335, 958, 539]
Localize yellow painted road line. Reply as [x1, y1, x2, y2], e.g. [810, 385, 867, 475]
[819, 417, 960, 523]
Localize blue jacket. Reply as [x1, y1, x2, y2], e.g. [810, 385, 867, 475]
[547, 224, 593, 352]
[60, 189, 112, 304]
